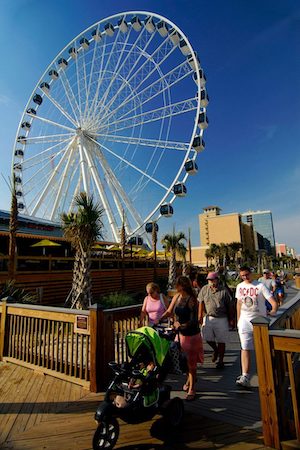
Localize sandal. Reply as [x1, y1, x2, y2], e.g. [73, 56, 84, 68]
[186, 392, 196, 401]
[183, 383, 189, 392]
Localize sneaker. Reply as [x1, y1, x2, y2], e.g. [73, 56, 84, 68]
[235, 375, 250, 388]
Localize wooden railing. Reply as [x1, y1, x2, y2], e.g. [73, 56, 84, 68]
[0, 300, 144, 392]
[0, 301, 91, 388]
[253, 291, 300, 449]
[89, 304, 143, 392]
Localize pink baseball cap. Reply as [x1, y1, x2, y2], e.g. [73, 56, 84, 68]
[206, 271, 219, 280]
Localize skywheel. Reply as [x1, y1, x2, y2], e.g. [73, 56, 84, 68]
[12, 12, 209, 243]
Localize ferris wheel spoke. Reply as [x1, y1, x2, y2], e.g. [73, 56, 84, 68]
[40, 90, 79, 127]
[30, 139, 75, 215]
[20, 138, 72, 166]
[80, 141, 119, 241]
[27, 113, 76, 133]
[49, 145, 77, 220]
[89, 136, 168, 191]
[85, 27, 104, 118]
[89, 24, 145, 123]
[89, 29, 134, 124]
[54, 63, 82, 122]
[107, 37, 176, 120]
[91, 26, 156, 124]
[23, 133, 75, 145]
[101, 97, 198, 134]
[100, 60, 192, 126]
[87, 28, 122, 125]
[22, 145, 69, 183]
[77, 48, 90, 119]
[84, 35, 108, 125]
[88, 137, 146, 230]
[94, 134, 190, 151]
[99, 30, 174, 124]
[74, 44, 84, 123]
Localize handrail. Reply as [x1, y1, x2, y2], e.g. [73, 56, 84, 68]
[252, 289, 300, 449]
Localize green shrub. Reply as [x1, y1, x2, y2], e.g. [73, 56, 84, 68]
[98, 291, 136, 309]
[0, 280, 37, 304]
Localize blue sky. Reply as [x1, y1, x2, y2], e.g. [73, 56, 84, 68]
[0, 0, 299, 252]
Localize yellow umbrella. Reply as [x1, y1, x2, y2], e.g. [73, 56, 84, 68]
[92, 243, 107, 249]
[31, 239, 61, 255]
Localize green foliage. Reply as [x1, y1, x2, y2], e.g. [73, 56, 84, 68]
[0, 280, 37, 304]
[155, 276, 169, 295]
[98, 292, 136, 309]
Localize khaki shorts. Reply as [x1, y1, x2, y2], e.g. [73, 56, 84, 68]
[201, 316, 229, 343]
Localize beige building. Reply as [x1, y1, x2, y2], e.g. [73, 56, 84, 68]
[191, 206, 255, 267]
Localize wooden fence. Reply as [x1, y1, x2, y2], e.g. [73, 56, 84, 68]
[253, 291, 300, 449]
[0, 255, 169, 305]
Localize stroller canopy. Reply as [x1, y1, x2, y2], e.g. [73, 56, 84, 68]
[125, 326, 170, 367]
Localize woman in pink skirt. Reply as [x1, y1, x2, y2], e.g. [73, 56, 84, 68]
[159, 276, 203, 401]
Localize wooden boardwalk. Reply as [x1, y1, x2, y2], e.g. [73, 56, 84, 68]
[3, 287, 298, 449]
[0, 334, 268, 450]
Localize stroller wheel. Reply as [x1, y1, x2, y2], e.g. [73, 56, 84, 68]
[93, 417, 119, 450]
[162, 397, 184, 427]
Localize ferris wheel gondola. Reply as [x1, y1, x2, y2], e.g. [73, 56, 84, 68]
[11, 11, 208, 243]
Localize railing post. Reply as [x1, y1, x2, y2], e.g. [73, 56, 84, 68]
[0, 300, 8, 361]
[89, 304, 114, 392]
[252, 316, 280, 449]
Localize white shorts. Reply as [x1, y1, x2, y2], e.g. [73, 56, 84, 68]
[238, 331, 254, 350]
[201, 316, 229, 343]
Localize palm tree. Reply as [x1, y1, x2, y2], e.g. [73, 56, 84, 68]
[120, 211, 126, 290]
[205, 248, 213, 269]
[228, 242, 242, 267]
[209, 243, 220, 268]
[219, 243, 228, 268]
[161, 231, 186, 289]
[152, 221, 158, 280]
[177, 242, 188, 276]
[8, 176, 18, 281]
[61, 192, 104, 310]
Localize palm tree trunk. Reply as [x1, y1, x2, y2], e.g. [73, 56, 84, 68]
[168, 250, 177, 289]
[8, 178, 18, 280]
[152, 222, 157, 281]
[182, 257, 188, 276]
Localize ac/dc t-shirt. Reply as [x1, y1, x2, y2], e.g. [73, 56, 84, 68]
[235, 281, 273, 332]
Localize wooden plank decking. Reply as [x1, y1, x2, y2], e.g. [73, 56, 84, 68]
[0, 332, 268, 450]
[3, 287, 298, 449]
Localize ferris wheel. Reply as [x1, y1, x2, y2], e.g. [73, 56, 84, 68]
[12, 11, 209, 243]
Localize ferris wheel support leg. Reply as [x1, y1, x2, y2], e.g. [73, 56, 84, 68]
[49, 144, 76, 220]
[31, 139, 74, 216]
[78, 136, 89, 193]
[80, 139, 119, 242]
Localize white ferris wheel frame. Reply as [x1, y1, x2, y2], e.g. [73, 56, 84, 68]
[11, 11, 205, 243]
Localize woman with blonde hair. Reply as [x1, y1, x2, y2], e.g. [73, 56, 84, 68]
[139, 282, 169, 326]
[159, 276, 204, 401]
